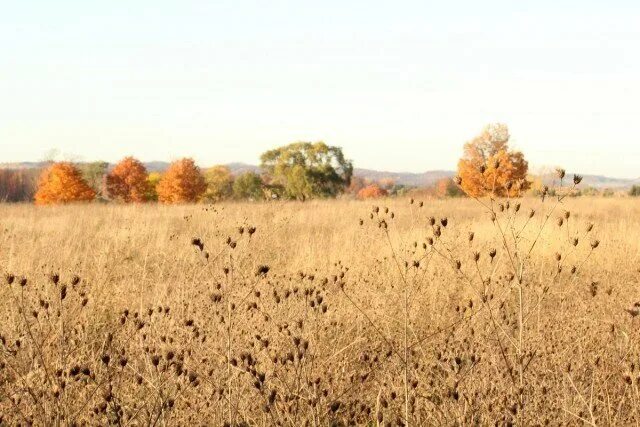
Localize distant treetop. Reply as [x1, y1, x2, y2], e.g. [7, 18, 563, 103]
[260, 142, 353, 201]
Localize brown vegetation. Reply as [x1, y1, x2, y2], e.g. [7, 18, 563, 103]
[1, 181, 639, 424]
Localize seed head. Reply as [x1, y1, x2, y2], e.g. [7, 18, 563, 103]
[556, 168, 566, 180]
[49, 273, 60, 285]
[256, 265, 270, 277]
[573, 175, 583, 185]
[191, 238, 204, 251]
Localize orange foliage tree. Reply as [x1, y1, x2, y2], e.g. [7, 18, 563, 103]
[106, 157, 150, 202]
[457, 124, 529, 197]
[34, 162, 96, 205]
[357, 184, 388, 199]
[156, 158, 207, 204]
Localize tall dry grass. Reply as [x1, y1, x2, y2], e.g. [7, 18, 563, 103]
[1, 196, 639, 425]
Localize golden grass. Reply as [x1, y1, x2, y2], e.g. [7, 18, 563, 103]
[1, 196, 639, 425]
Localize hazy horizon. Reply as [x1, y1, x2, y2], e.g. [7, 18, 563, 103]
[2, 1, 639, 178]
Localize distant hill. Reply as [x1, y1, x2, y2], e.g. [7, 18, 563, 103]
[353, 168, 454, 187]
[1, 162, 637, 189]
[539, 173, 640, 189]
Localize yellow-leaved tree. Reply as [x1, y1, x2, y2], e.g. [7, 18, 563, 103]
[156, 158, 207, 204]
[203, 165, 234, 202]
[34, 162, 96, 205]
[457, 124, 529, 197]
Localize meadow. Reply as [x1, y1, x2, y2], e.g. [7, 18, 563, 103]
[1, 195, 639, 426]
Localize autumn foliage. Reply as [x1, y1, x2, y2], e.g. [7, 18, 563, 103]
[457, 124, 529, 197]
[106, 157, 150, 202]
[203, 165, 234, 202]
[435, 177, 464, 198]
[156, 158, 207, 204]
[34, 162, 96, 205]
[357, 184, 388, 199]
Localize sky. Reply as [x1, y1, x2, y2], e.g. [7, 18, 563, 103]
[1, 0, 639, 178]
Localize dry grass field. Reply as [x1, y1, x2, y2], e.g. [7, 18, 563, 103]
[1, 195, 640, 426]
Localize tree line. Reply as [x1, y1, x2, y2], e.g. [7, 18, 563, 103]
[22, 142, 355, 205]
[0, 125, 547, 204]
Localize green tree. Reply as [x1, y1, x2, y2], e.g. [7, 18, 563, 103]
[204, 165, 234, 202]
[233, 172, 263, 200]
[145, 172, 162, 201]
[79, 161, 109, 198]
[260, 142, 353, 201]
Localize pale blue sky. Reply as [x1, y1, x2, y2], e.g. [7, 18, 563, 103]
[1, 1, 639, 177]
